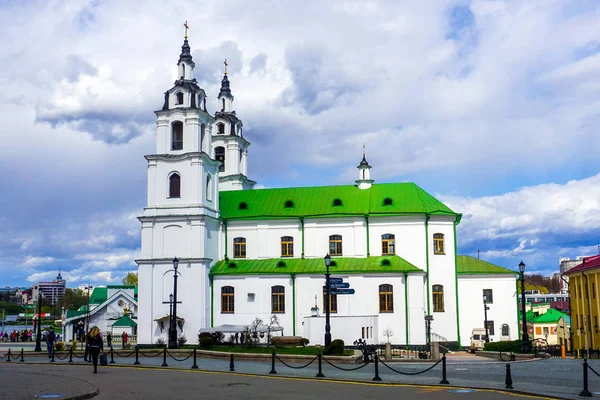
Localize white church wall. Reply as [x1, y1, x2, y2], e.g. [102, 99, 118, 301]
[458, 274, 518, 347]
[226, 220, 301, 259]
[368, 216, 426, 267]
[303, 315, 379, 346]
[407, 274, 427, 345]
[304, 217, 366, 258]
[427, 217, 459, 342]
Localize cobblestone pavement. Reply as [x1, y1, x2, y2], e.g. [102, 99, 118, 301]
[0, 363, 556, 400]
[1, 350, 598, 399]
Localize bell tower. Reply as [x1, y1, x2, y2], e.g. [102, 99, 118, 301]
[212, 59, 256, 191]
[137, 25, 220, 345]
[356, 146, 374, 190]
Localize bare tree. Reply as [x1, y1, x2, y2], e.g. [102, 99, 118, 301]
[382, 327, 395, 344]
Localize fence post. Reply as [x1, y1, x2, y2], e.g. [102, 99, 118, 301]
[440, 353, 449, 384]
[269, 350, 277, 374]
[191, 348, 198, 369]
[110, 347, 115, 364]
[68, 347, 73, 363]
[6, 349, 10, 363]
[505, 363, 513, 389]
[134, 347, 140, 365]
[50, 347, 55, 363]
[161, 346, 168, 367]
[316, 353, 324, 378]
[229, 353, 235, 372]
[372, 355, 382, 381]
[580, 358, 593, 397]
[20, 348, 24, 363]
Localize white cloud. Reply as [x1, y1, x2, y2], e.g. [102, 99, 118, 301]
[22, 256, 56, 268]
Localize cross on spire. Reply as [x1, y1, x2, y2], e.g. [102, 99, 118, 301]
[224, 59, 228, 75]
[183, 21, 189, 39]
[362, 144, 365, 157]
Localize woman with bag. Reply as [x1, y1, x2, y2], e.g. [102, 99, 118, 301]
[87, 326, 104, 374]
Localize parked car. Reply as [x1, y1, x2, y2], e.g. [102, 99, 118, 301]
[470, 328, 487, 353]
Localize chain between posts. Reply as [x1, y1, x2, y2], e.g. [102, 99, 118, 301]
[322, 356, 373, 371]
[167, 350, 193, 362]
[274, 354, 318, 369]
[378, 356, 442, 375]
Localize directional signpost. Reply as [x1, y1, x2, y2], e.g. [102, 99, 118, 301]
[331, 288, 355, 295]
[329, 278, 344, 284]
[324, 279, 355, 295]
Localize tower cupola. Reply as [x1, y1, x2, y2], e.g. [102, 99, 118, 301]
[217, 59, 234, 112]
[356, 146, 374, 190]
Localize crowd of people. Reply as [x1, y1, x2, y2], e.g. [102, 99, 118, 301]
[1, 330, 34, 342]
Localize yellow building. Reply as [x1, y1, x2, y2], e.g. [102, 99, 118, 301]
[564, 254, 600, 353]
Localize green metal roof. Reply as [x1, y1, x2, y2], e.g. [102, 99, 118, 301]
[211, 255, 423, 276]
[521, 308, 567, 324]
[457, 256, 516, 275]
[219, 183, 459, 221]
[89, 288, 107, 304]
[65, 309, 87, 319]
[111, 315, 137, 328]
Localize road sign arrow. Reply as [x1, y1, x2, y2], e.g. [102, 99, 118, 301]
[329, 288, 355, 295]
[325, 283, 350, 289]
[329, 278, 344, 284]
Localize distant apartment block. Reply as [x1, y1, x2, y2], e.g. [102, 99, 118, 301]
[33, 271, 66, 305]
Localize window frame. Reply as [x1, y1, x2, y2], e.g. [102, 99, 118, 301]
[329, 234, 343, 256]
[175, 92, 184, 105]
[281, 236, 294, 257]
[221, 286, 234, 313]
[483, 289, 493, 304]
[501, 324, 509, 336]
[168, 173, 181, 198]
[381, 233, 395, 255]
[486, 320, 495, 336]
[271, 285, 285, 313]
[379, 284, 394, 313]
[233, 237, 246, 258]
[433, 233, 445, 255]
[433, 284, 444, 312]
[171, 121, 183, 150]
[215, 146, 225, 172]
[323, 293, 338, 313]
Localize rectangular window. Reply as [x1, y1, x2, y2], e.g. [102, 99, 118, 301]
[433, 233, 445, 254]
[433, 285, 444, 312]
[486, 321, 495, 336]
[221, 286, 234, 313]
[381, 234, 395, 255]
[483, 289, 493, 304]
[323, 293, 338, 313]
[233, 238, 246, 258]
[329, 235, 343, 256]
[362, 327, 365, 339]
[535, 326, 542, 335]
[281, 236, 294, 257]
[271, 286, 285, 313]
[543, 327, 549, 335]
[379, 284, 394, 313]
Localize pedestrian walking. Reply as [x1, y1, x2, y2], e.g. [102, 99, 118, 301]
[107, 332, 112, 348]
[123, 331, 128, 347]
[87, 326, 104, 374]
[46, 328, 56, 358]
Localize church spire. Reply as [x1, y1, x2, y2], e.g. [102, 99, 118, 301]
[218, 59, 233, 99]
[177, 21, 195, 80]
[356, 145, 374, 190]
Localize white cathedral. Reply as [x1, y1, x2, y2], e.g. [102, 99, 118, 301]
[137, 35, 519, 348]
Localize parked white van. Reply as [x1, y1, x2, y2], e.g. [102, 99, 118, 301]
[470, 328, 487, 352]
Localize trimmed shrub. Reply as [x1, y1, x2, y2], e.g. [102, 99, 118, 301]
[483, 340, 524, 353]
[155, 337, 166, 347]
[325, 339, 345, 355]
[199, 336, 214, 349]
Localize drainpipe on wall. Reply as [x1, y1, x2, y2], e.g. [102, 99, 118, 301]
[210, 274, 214, 327]
[561, 274, 572, 353]
[453, 217, 462, 347]
[404, 272, 409, 346]
[300, 217, 305, 259]
[223, 220, 228, 260]
[291, 274, 296, 335]
[582, 270, 593, 354]
[424, 214, 431, 346]
[365, 215, 370, 257]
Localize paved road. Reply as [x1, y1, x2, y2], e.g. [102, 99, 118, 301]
[1, 350, 598, 399]
[0, 363, 551, 400]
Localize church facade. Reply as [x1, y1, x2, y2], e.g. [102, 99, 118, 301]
[137, 36, 518, 348]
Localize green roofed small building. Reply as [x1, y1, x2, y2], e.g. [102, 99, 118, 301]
[62, 285, 138, 342]
[136, 36, 519, 348]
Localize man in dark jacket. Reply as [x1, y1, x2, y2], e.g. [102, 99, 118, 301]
[46, 328, 56, 358]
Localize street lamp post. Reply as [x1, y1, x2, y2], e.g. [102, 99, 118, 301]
[168, 257, 179, 349]
[34, 288, 43, 352]
[519, 261, 531, 353]
[483, 294, 490, 343]
[169, 293, 174, 334]
[324, 254, 332, 348]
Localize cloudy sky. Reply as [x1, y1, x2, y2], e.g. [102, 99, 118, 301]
[1, 0, 599, 287]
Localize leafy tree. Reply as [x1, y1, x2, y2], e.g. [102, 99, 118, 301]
[60, 288, 88, 310]
[122, 272, 138, 286]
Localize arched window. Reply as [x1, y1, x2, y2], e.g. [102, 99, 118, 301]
[281, 236, 293, 257]
[381, 234, 395, 255]
[181, 64, 186, 78]
[221, 98, 225, 111]
[221, 286, 234, 313]
[433, 284, 444, 312]
[379, 284, 393, 313]
[284, 200, 294, 208]
[238, 202, 247, 210]
[323, 292, 338, 313]
[168, 173, 181, 198]
[433, 233, 445, 254]
[332, 198, 342, 207]
[271, 285, 285, 313]
[215, 146, 225, 172]
[329, 235, 342, 256]
[501, 324, 510, 337]
[217, 123, 225, 134]
[176, 92, 184, 105]
[383, 198, 393, 206]
[200, 124, 205, 152]
[206, 175, 212, 201]
[171, 121, 183, 150]
[233, 237, 246, 258]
